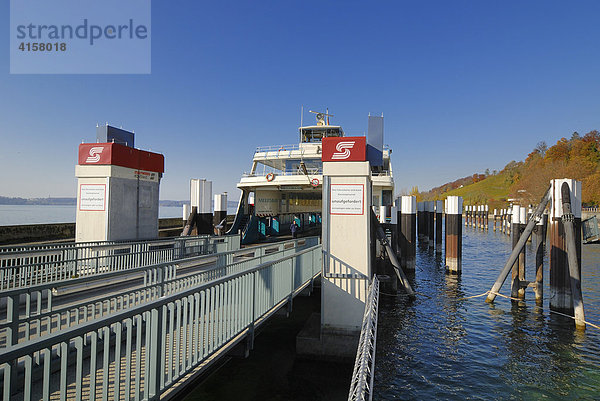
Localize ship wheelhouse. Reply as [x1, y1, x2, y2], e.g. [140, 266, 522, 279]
[228, 112, 394, 244]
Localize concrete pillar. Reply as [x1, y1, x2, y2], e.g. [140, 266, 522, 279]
[400, 196, 417, 271]
[445, 196, 462, 273]
[213, 192, 228, 235]
[322, 159, 372, 348]
[191, 179, 213, 234]
[435, 200, 443, 253]
[550, 179, 582, 315]
[75, 142, 164, 242]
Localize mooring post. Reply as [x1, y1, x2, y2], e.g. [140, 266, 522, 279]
[400, 196, 417, 271]
[445, 196, 463, 273]
[493, 208, 497, 231]
[465, 205, 470, 226]
[417, 202, 424, 240]
[435, 200, 443, 254]
[379, 205, 387, 224]
[518, 206, 527, 299]
[428, 201, 435, 247]
[485, 205, 489, 230]
[534, 215, 544, 304]
[560, 182, 585, 328]
[549, 179, 583, 321]
[390, 205, 398, 256]
[486, 187, 552, 303]
[511, 205, 522, 299]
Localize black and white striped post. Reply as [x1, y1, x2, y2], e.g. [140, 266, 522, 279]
[400, 196, 417, 271]
[435, 200, 443, 254]
[465, 205, 470, 227]
[445, 196, 463, 274]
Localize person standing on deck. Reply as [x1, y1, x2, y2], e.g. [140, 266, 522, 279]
[290, 220, 298, 238]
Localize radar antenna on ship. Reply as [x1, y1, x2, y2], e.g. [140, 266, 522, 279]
[309, 109, 334, 126]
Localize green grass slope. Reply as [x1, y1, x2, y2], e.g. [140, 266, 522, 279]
[440, 171, 512, 209]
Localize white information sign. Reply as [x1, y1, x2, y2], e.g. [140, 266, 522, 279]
[330, 184, 364, 215]
[80, 184, 106, 211]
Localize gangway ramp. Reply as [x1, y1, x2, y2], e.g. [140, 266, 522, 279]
[0, 237, 319, 350]
[0, 241, 322, 400]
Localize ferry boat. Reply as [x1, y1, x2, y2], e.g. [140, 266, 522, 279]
[228, 111, 394, 243]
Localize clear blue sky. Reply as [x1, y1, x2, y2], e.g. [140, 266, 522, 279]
[2, 1, 600, 201]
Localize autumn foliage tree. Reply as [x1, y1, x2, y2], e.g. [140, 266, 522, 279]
[509, 130, 600, 206]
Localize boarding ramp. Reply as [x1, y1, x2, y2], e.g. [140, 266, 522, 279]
[0, 235, 241, 291]
[0, 241, 322, 401]
[0, 237, 319, 350]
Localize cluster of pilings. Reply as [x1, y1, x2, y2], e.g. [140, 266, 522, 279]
[379, 196, 463, 274]
[485, 179, 585, 328]
[465, 205, 489, 230]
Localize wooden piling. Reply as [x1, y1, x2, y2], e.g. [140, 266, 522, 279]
[417, 202, 425, 240]
[465, 205, 470, 226]
[435, 200, 443, 254]
[428, 201, 435, 247]
[484, 205, 489, 230]
[510, 205, 521, 299]
[400, 196, 417, 271]
[550, 179, 583, 317]
[445, 196, 463, 273]
[560, 182, 586, 328]
[518, 206, 527, 299]
[534, 215, 544, 304]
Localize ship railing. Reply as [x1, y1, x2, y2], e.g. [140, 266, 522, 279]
[0, 235, 242, 291]
[0, 242, 322, 401]
[254, 144, 301, 153]
[348, 276, 380, 401]
[0, 237, 320, 349]
[243, 168, 323, 178]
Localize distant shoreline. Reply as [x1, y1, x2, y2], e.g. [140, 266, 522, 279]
[0, 197, 193, 207]
[0, 196, 238, 208]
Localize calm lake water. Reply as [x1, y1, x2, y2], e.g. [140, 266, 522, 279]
[0, 204, 239, 225]
[375, 224, 600, 400]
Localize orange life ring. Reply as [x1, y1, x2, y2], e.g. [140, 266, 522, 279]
[266, 173, 275, 181]
[310, 178, 319, 187]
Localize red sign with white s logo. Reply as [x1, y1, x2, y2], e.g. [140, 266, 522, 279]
[321, 136, 366, 162]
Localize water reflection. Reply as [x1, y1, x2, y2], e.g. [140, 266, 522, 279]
[375, 227, 600, 400]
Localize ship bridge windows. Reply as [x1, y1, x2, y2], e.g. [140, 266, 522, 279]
[285, 160, 322, 175]
[300, 127, 343, 143]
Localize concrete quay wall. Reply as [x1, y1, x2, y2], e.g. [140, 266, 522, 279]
[0, 218, 183, 245]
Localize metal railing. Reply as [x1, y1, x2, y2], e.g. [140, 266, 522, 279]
[348, 276, 379, 401]
[0, 243, 322, 401]
[0, 237, 319, 349]
[0, 235, 241, 291]
[243, 169, 323, 178]
[254, 144, 301, 153]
